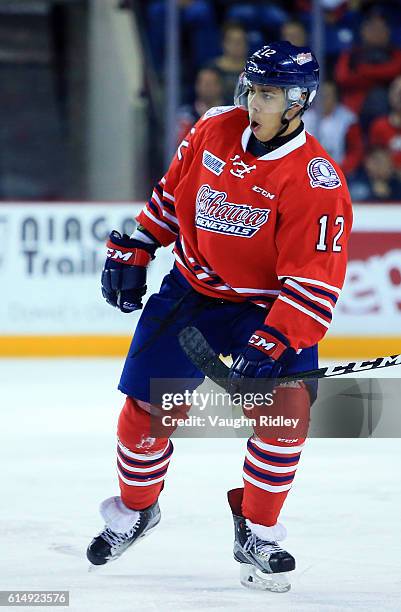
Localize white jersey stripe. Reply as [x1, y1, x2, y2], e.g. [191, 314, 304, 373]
[251, 439, 305, 454]
[245, 451, 299, 473]
[174, 252, 187, 269]
[181, 238, 220, 276]
[278, 275, 341, 295]
[174, 252, 232, 290]
[278, 295, 331, 328]
[175, 252, 269, 294]
[233, 287, 280, 295]
[163, 190, 175, 202]
[117, 456, 171, 473]
[117, 468, 166, 487]
[285, 279, 334, 311]
[180, 236, 189, 258]
[162, 209, 178, 224]
[142, 207, 177, 234]
[243, 472, 292, 493]
[152, 191, 163, 208]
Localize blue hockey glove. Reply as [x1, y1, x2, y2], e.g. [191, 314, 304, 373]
[101, 230, 157, 313]
[228, 325, 296, 393]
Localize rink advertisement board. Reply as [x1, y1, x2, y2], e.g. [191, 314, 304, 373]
[327, 204, 401, 356]
[0, 203, 174, 355]
[0, 202, 400, 357]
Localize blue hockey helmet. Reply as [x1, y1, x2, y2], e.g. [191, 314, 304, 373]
[234, 41, 320, 114]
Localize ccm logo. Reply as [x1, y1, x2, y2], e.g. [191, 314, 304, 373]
[106, 248, 133, 262]
[325, 354, 401, 376]
[247, 65, 265, 74]
[249, 335, 276, 352]
[252, 185, 275, 199]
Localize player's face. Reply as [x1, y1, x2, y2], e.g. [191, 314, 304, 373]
[247, 85, 288, 141]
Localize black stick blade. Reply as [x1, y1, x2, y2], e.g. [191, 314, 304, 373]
[179, 326, 230, 384]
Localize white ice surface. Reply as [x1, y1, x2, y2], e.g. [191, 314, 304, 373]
[1, 358, 401, 612]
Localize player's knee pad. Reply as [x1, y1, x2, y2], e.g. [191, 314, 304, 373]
[118, 396, 165, 453]
[249, 382, 311, 443]
[118, 395, 191, 450]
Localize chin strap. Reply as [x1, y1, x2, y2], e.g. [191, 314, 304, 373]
[260, 90, 309, 147]
[274, 116, 290, 138]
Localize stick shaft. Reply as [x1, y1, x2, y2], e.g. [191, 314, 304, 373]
[179, 327, 401, 389]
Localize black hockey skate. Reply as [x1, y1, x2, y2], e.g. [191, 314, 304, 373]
[87, 496, 161, 566]
[228, 488, 295, 592]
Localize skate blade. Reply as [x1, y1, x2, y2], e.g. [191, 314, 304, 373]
[88, 563, 102, 573]
[240, 563, 291, 593]
[87, 519, 160, 572]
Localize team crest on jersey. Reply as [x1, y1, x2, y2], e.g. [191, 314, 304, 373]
[195, 184, 270, 238]
[307, 157, 342, 189]
[202, 150, 226, 176]
[230, 155, 256, 179]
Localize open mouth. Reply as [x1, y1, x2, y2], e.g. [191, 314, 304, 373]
[250, 120, 260, 130]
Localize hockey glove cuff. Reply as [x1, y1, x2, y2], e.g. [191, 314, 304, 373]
[101, 230, 158, 313]
[229, 325, 296, 383]
[247, 325, 294, 362]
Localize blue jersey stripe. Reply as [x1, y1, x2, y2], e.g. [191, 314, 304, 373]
[117, 462, 168, 480]
[148, 200, 178, 232]
[162, 199, 176, 212]
[247, 440, 301, 464]
[243, 460, 295, 483]
[281, 286, 332, 319]
[308, 285, 338, 303]
[154, 183, 163, 198]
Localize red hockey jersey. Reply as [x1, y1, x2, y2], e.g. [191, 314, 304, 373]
[137, 106, 353, 350]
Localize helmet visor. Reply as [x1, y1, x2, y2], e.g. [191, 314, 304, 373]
[234, 73, 308, 113]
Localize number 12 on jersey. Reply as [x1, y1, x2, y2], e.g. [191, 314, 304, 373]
[316, 215, 344, 252]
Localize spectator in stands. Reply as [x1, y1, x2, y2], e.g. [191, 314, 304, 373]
[208, 22, 248, 104]
[280, 19, 308, 47]
[348, 147, 401, 202]
[303, 81, 363, 177]
[146, 1, 219, 76]
[295, 0, 359, 75]
[176, 67, 224, 142]
[295, 0, 345, 9]
[335, 12, 401, 127]
[369, 75, 401, 179]
[219, 1, 290, 40]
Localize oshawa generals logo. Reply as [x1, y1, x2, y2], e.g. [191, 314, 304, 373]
[195, 184, 270, 238]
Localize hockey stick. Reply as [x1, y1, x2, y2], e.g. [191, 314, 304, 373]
[179, 326, 401, 392]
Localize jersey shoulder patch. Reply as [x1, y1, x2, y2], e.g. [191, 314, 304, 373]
[202, 105, 237, 121]
[307, 157, 342, 190]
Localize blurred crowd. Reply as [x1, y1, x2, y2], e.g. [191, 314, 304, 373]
[144, 0, 401, 202]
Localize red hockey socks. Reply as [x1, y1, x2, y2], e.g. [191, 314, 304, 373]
[241, 384, 310, 526]
[117, 397, 173, 510]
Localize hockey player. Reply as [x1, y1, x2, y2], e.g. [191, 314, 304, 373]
[87, 41, 352, 592]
